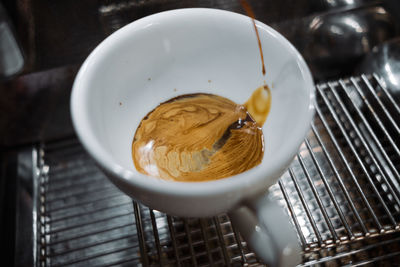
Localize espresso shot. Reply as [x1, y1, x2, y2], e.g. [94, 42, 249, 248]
[132, 93, 265, 182]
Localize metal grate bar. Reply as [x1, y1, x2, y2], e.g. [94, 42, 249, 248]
[46, 202, 117, 227]
[352, 251, 400, 266]
[183, 218, 198, 266]
[48, 198, 132, 224]
[289, 168, 323, 246]
[46, 211, 134, 235]
[149, 209, 165, 266]
[45, 188, 122, 213]
[38, 150, 50, 267]
[48, 223, 135, 246]
[213, 217, 231, 266]
[349, 77, 400, 192]
[278, 180, 308, 248]
[45, 183, 115, 203]
[49, 165, 98, 179]
[166, 216, 182, 267]
[316, 85, 385, 230]
[360, 75, 400, 136]
[133, 201, 150, 266]
[105, 256, 142, 267]
[199, 219, 215, 265]
[325, 80, 397, 226]
[231, 223, 248, 264]
[172, 221, 232, 241]
[49, 233, 139, 258]
[313, 103, 378, 234]
[310, 122, 367, 236]
[297, 153, 338, 242]
[49, 229, 138, 257]
[339, 78, 400, 201]
[48, 170, 103, 190]
[373, 74, 400, 115]
[52, 244, 139, 267]
[35, 74, 400, 266]
[301, 234, 400, 266]
[304, 138, 352, 239]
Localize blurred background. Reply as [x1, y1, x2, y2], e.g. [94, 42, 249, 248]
[1, 0, 400, 147]
[2, 1, 400, 266]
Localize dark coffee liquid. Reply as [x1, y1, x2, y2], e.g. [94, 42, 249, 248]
[132, 94, 264, 182]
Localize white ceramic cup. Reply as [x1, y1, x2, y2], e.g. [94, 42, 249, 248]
[71, 8, 315, 266]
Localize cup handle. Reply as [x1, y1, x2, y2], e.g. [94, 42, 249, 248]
[229, 194, 301, 267]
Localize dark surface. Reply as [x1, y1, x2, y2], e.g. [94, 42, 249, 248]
[0, 150, 18, 267]
[0, 65, 78, 147]
[9, 0, 319, 72]
[14, 148, 35, 267]
[1, 0, 399, 147]
[1, 0, 390, 74]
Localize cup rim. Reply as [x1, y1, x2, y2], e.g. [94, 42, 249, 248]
[71, 8, 315, 198]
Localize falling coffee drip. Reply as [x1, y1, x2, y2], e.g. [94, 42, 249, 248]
[132, 94, 264, 182]
[241, 0, 266, 76]
[240, 0, 272, 126]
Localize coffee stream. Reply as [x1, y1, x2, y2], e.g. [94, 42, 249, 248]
[240, 0, 266, 76]
[132, 94, 264, 181]
[132, 1, 272, 182]
[240, 0, 272, 126]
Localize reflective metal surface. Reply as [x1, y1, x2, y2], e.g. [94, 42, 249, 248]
[30, 74, 400, 266]
[301, 6, 396, 79]
[0, 65, 78, 147]
[15, 148, 36, 267]
[358, 38, 400, 100]
[310, 0, 380, 10]
[0, 3, 24, 80]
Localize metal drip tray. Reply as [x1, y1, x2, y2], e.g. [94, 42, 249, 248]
[33, 74, 400, 266]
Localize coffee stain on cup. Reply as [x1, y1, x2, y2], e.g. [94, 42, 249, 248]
[244, 84, 271, 126]
[132, 94, 264, 182]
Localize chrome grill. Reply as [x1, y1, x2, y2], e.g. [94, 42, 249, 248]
[35, 74, 400, 266]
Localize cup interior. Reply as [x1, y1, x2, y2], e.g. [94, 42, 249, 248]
[71, 8, 314, 191]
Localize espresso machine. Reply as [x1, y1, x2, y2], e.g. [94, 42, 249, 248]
[2, 0, 400, 266]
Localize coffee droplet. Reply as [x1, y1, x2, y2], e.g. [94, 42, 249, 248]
[132, 93, 264, 182]
[244, 84, 271, 126]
